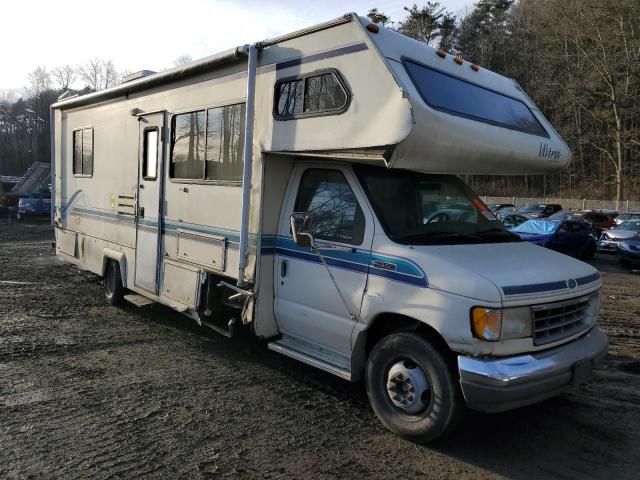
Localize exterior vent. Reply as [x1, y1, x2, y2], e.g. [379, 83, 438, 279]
[121, 70, 157, 84]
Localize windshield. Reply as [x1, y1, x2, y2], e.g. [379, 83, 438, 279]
[549, 211, 581, 221]
[512, 219, 559, 235]
[518, 204, 544, 213]
[354, 166, 518, 245]
[619, 213, 640, 222]
[616, 221, 640, 231]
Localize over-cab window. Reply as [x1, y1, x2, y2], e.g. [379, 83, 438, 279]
[404, 60, 548, 137]
[274, 70, 349, 120]
[72, 127, 93, 176]
[294, 169, 364, 245]
[170, 103, 245, 182]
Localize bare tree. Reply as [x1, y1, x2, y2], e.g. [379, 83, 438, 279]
[52, 65, 76, 91]
[173, 55, 193, 67]
[78, 59, 121, 91]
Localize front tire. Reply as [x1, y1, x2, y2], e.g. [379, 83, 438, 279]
[365, 332, 463, 443]
[104, 260, 124, 305]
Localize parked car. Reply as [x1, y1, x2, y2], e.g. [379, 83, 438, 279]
[549, 210, 615, 236]
[487, 203, 514, 214]
[16, 193, 51, 220]
[614, 211, 640, 226]
[517, 203, 562, 218]
[501, 213, 531, 228]
[618, 238, 640, 267]
[511, 219, 596, 259]
[598, 221, 640, 253]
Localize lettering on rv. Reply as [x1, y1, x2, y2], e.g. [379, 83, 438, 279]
[538, 143, 561, 161]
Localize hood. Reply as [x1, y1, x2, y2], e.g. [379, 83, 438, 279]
[605, 230, 639, 240]
[402, 241, 599, 304]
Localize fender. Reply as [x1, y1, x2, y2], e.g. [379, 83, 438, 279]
[102, 249, 128, 288]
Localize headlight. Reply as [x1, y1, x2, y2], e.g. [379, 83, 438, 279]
[471, 306, 532, 341]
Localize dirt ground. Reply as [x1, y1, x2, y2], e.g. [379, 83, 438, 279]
[0, 222, 638, 480]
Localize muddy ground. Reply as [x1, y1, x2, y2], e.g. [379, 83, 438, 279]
[0, 222, 638, 479]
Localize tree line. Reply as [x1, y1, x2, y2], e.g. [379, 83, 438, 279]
[369, 0, 639, 202]
[2, 2, 638, 201]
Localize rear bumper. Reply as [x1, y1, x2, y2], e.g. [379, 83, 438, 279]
[458, 327, 608, 413]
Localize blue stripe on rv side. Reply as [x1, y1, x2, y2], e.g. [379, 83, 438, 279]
[60, 205, 428, 288]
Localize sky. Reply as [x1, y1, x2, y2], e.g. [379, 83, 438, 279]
[1, 0, 474, 93]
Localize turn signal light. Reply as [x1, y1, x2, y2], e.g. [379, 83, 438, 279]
[471, 307, 502, 341]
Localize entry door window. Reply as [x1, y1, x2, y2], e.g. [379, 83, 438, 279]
[294, 169, 365, 245]
[143, 128, 159, 180]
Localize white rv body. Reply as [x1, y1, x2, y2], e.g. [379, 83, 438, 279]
[51, 14, 606, 441]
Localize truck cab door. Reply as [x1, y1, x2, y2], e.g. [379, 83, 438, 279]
[273, 165, 374, 367]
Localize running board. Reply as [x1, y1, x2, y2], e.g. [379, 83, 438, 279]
[268, 336, 351, 381]
[124, 294, 155, 307]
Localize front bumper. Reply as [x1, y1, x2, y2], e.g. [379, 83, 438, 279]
[597, 239, 619, 253]
[458, 327, 608, 413]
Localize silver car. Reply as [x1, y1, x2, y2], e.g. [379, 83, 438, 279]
[614, 212, 640, 226]
[597, 221, 640, 253]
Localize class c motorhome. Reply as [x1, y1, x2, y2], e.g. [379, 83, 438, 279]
[51, 13, 607, 442]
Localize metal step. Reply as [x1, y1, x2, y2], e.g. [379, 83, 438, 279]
[268, 335, 351, 381]
[124, 294, 155, 307]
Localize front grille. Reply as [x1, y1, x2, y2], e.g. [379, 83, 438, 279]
[532, 295, 595, 346]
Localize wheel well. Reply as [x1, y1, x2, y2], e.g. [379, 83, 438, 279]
[362, 313, 457, 371]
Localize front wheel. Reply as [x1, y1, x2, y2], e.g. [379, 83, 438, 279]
[365, 332, 463, 443]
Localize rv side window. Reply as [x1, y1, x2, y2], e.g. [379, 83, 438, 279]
[171, 111, 205, 179]
[206, 103, 245, 182]
[143, 128, 159, 180]
[73, 127, 93, 176]
[294, 169, 364, 245]
[404, 60, 548, 137]
[274, 70, 349, 120]
[170, 104, 246, 183]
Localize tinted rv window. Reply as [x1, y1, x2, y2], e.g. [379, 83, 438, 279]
[206, 103, 245, 182]
[294, 169, 364, 245]
[73, 127, 93, 176]
[171, 111, 205, 179]
[404, 60, 548, 137]
[275, 70, 349, 119]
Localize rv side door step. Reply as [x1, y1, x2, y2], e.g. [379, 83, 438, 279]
[124, 294, 155, 307]
[268, 335, 351, 381]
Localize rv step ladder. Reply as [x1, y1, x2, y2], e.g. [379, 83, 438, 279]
[268, 335, 351, 381]
[124, 294, 155, 307]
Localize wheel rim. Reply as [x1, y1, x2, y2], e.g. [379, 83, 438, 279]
[106, 263, 116, 295]
[386, 359, 431, 414]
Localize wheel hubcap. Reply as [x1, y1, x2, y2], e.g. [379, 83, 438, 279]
[386, 360, 430, 414]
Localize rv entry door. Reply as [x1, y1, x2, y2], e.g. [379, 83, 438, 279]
[134, 112, 166, 294]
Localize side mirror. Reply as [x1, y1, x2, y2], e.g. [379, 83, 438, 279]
[290, 213, 315, 248]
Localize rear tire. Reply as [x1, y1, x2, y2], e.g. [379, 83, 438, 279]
[365, 332, 463, 443]
[104, 260, 124, 305]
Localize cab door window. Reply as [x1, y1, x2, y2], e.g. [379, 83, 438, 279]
[294, 169, 365, 245]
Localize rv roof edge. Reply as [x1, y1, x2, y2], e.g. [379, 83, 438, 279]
[51, 46, 247, 111]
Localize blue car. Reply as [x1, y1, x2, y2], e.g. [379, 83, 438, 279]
[618, 238, 640, 267]
[17, 193, 51, 220]
[511, 219, 597, 259]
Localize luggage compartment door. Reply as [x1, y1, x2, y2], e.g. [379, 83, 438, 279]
[134, 111, 166, 293]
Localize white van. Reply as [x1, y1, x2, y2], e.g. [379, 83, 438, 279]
[51, 14, 607, 442]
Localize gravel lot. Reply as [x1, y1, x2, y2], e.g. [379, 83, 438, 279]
[1, 222, 639, 479]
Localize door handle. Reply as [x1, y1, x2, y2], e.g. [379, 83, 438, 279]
[138, 206, 145, 218]
[280, 259, 287, 278]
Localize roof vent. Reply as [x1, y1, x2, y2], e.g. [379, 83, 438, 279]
[121, 70, 157, 84]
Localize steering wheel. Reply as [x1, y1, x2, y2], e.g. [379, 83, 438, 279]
[426, 212, 450, 224]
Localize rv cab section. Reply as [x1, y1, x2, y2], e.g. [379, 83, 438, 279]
[51, 13, 606, 443]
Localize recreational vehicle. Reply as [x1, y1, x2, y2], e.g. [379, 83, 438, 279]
[51, 14, 607, 442]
